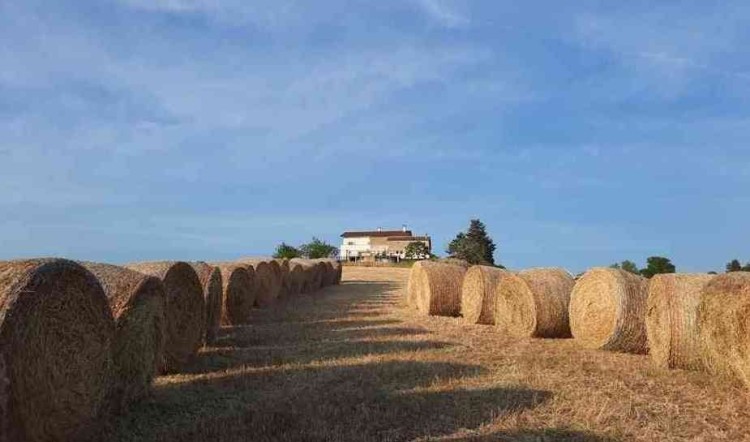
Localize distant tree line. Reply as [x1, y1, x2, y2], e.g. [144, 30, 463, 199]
[274, 237, 338, 259]
[609, 257, 676, 278]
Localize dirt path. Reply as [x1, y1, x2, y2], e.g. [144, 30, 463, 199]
[103, 267, 750, 441]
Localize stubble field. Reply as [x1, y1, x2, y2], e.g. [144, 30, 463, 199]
[103, 267, 750, 441]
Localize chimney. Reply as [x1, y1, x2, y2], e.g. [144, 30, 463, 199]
[402, 224, 407, 233]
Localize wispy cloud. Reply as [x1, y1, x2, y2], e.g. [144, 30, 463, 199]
[414, 0, 469, 29]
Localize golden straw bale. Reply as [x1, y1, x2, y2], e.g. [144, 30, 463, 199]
[238, 259, 280, 307]
[0, 259, 115, 442]
[125, 261, 205, 372]
[189, 262, 223, 345]
[697, 272, 750, 386]
[408, 261, 467, 316]
[461, 265, 509, 324]
[81, 262, 166, 407]
[569, 267, 649, 353]
[211, 263, 255, 325]
[288, 263, 305, 295]
[495, 268, 575, 338]
[646, 273, 715, 370]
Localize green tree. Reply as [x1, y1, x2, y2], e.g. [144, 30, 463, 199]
[610, 260, 640, 275]
[726, 259, 742, 273]
[446, 219, 497, 265]
[640, 256, 676, 278]
[299, 237, 338, 259]
[404, 241, 431, 259]
[273, 242, 301, 259]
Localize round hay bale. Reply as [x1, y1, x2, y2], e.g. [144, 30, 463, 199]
[409, 261, 467, 316]
[495, 268, 575, 338]
[0, 259, 115, 441]
[274, 259, 291, 298]
[646, 273, 715, 370]
[189, 262, 223, 345]
[81, 262, 166, 407]
[461, 266, 509, 325]
[288, 263, 305, 296]
[314, 259, 336, 287]
[332, 260, 342, 285]
[239, 260, 280, 307]
[212, 263, 255, 325]
[569, 268, 649, 353]
[697, 272, 750, 385]
[125, 261, 205, 372]
[291, 259, 323, 293]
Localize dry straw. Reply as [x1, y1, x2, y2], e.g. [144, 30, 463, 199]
[315, 259, 337, 287]
[125, 261, 206, 372]
[697, 272, 750, 386]
[239, 259, 280, 307]
[495, 268, 575, 338]
[212, 263, 255, 325]
[408, 261, 467, 316]
[291, 259, 323, 293]
[275, 259, 290, 298]
[189, 262, 223, 344]
[0, 259, 115, 442]
[81, 262, 166, 408]
[461, 265, 509, 324]
[646, 273, 715, 370]
[288, 262, 306, 296]
[569, 268, 649, 353]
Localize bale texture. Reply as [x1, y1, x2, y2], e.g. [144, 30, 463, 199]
[697, 272, 750, 386]
[460, 265, 509, 325]
[125, 261, 205, 372]
[189, 262, 223, 345]
[495, 268, 575, 338]
[291, 259, 323, 293]
[408, 261, 467, 316]
[315, 259, 337, 287]
[239, 260, 280, 307]
[569, 268, 649, 353]
[275, 259, 290, 298]
[212, 263, 255, 325]
[288, 263, 306, 296]
[332, 260, 343, 285]
[646, 273, 715, 370]
[0, 259, 115, 442]
[81, 262, 166, 407]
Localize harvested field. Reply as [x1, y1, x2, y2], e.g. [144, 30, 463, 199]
[101, 267, 750, 441]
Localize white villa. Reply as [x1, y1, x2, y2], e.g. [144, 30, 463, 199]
[339, 226, 432, 262]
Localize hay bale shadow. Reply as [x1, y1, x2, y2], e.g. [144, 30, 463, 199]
[103, 360, 549, 441]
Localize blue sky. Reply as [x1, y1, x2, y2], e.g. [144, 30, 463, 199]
[1, 1, 749, 273]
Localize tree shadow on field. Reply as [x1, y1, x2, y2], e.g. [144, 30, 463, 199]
[103, 360, 552, 442]
[184, 339, 453, 374]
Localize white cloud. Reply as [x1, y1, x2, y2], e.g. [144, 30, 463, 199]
[414, 0, 469, 29]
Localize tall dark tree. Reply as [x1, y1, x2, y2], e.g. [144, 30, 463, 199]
[640, 256, 676, 278]
[727, 259, 743, 273]
[446, 219, 497, 266]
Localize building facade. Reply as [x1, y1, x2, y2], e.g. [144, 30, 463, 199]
[339, 227, 432, 262]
